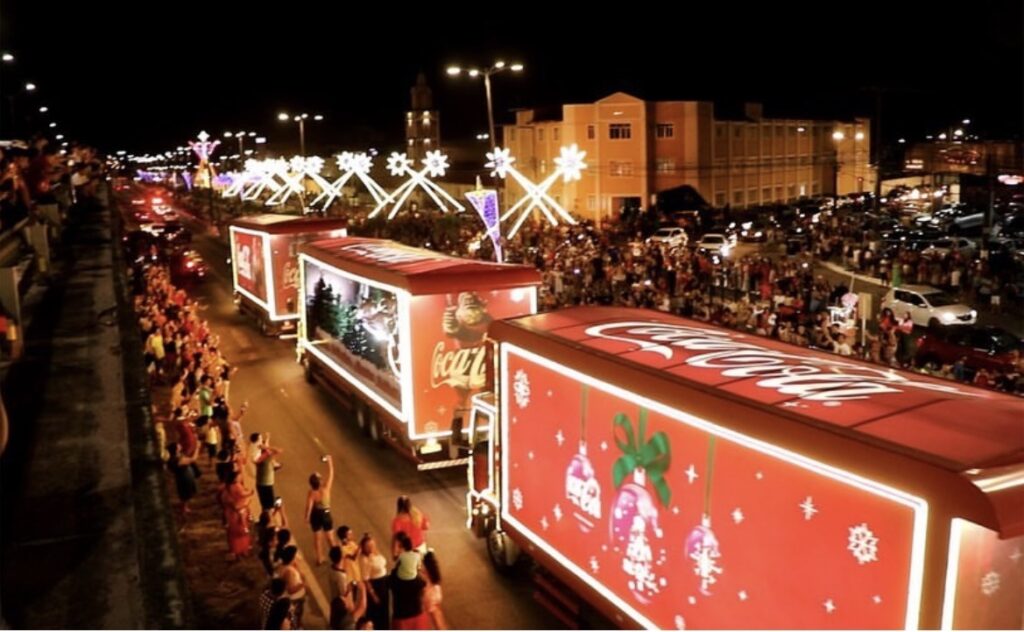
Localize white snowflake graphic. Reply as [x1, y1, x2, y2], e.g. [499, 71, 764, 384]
[386, 152, 412, 176]
[553, 504, 563, 522]
[527, 451, 535, 460]
[512, 369, 531, 409]
[555, 430, 565, 447]
[755, 471, 764, 480]
[484, 147, 515, 179]
[512, 488, 524, 511]
[685, 464, 699, 484]
[732, 508, 745, 524]
[872, 595, 882, 605]
[687, 596, 697, 606]
[421, 150, 450, 177]
[589, 556, 599, 573]
[540, 516, 549, 531]
[674, 615, 686, 630]
[800, 496, 818, 521]
[981, 571, 1001, 596]
[847, 523, 879, 564]
[600, 441, 608, 451]
[554, 144, 587, 182]
[1010, 548, 1022, 563]
[823, 598, 836, 614]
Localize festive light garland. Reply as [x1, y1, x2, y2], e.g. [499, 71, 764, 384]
[188, 130, 220, 189]
[311, 151, 389, 210]
[370, 150, 466, 219]
[486, 144, 586, 238]
[242, 158, 286, 201]
[265, 156, 333, 208]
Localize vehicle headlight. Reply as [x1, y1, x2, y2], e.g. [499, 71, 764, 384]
[969, 310, 977, 318]
[721, 245, 732, 257]
[941, 312, 956, 323]
[754, 231, 763, 238]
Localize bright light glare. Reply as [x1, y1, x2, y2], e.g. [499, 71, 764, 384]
[277, 113, 289, 121]
[446, 66, 461, 75]
[510, 63, 524, 71]
[832, 131, 845, 141]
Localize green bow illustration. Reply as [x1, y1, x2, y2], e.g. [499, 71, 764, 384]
[612, 408, 672, 507]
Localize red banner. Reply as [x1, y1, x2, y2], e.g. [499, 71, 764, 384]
[232, 230, 267, 303]
[270, 235, 301, 316]
[408, 288, 533, 439]
[502, 348, 924, 630]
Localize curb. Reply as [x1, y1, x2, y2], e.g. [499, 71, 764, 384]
[820, 261, 885, 286]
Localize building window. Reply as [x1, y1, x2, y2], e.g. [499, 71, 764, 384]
[538, 128, 544, 141]
[655, 123, 674, 139]
[762, 187, 771, 201]
[789, 126, 797, 137]
[655, 158, 675, 173]
[610, 161, 634, 176]
[734, 126, 742, 138]
[811, 182, 820, 195]
[733, 190, 744, 205]
[787, 185, 796, 199]
[553, 128, 560, 141]
[799, 184, 807, 197]
[715, 125, 725, 139]
[714, 192, 726, 207]
[749, 188, 758, 204]
[509, 128, 516, 142]
[587, 196, 596, 211]
[587, 125, 595, 140]
[775, 186, 784, 201]
[609, 123, 632, 140]
[539, 159, 547, 174]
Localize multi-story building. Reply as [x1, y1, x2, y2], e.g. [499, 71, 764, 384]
[503, 92, 875, 220]
[406, 73, 440, 163]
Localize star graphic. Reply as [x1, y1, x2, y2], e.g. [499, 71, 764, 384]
[1010, 548, 1022, 563]
[800, 496, 818, 521]
[554, 144, 588, 182]
[732, 508, 745, 524]
[824, 599, 836, 614]
[685, 464, 699, 484]
[687, 596, 697, 606]
[484, 147, 516, 179]
[589, 556, 599, 573]
[755, 471, 764, 480]
[872, 595, 882, 605]
[600, 441, 608, 451]
[528, 451, 535, 460]
[672, 506, 680, 515]
[555, 430, 565, 446]
[546, 390, 553, 397]
[738, 590, 748, 602]
[553, 504, 563, 521]
[539, 516, 549, 531]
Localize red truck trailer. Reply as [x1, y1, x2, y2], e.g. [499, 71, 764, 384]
[467, 306, 1024, 630]
[228, 214, 348, 335]
[297, 237, 540, 467]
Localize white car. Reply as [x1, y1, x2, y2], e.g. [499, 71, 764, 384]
[695, 233, 732, 257]
[647, 227, 688, 248]
[921, 237, 976, 258]
[881, 285, 977, 327]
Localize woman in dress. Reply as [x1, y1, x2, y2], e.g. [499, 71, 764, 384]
[359, 534, 390, 631]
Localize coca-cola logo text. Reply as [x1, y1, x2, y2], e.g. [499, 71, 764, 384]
[237, 244, 253, 280]
[585, 321, 974, 401]
[431, 342, 487, 390]
[341, 243, 444, 265]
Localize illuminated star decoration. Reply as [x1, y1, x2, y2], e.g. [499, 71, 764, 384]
[488, 144, 586, 238]
[266, 156, 333, 210]
[311, 151, 389, 211]
[371, 150, 465, 219]
[188, 130, 220, 188]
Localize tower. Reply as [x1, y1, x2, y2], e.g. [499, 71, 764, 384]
[406, 73, 440, 162]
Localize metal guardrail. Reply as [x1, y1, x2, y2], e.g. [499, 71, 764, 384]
[0, 218, 30, 268]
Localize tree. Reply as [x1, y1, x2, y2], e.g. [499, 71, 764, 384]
[308, 275, 342, 337]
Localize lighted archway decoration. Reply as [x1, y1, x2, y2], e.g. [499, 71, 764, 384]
[312, 151, 389, 210]
[487, 144, 586, 238]
[370, 150, 465, 219]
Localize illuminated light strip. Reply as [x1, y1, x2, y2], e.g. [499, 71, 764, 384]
[499, 343, 929, 631]
[941, 518, 965, 630]
[229, 226, 297, 321]
[312, 170, 355, 209]
[488, 145, 585, 238]
[370, 152, 466, 219]
[298, 253, 409, 424]
[971, 470, 1024, 493]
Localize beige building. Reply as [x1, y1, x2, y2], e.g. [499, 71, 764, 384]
[503, 92, 875, 220]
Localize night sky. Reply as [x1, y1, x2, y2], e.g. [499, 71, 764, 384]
[2, 1, 1021, 154]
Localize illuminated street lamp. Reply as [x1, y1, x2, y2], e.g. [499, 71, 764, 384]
[223, 130, 258, 156]
[446, 60, 524, 151]
[277, 112, 323, 156]
[24, 82, 36, 92]
[831, 130, 845, 209]
[1, 53, 13, 63]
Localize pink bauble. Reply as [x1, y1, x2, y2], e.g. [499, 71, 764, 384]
[685, 522, 719, 557]
[565, 445, 601, 532]
[610, 470, 662, 544]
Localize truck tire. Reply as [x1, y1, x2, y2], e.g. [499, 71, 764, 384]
[302, 356, 315, 384]
[355, 401, 369, 432]
[487, 529, 521, 572]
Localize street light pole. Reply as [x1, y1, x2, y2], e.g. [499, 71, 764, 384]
[832, 130, 845, 211]
[447, 61, 523, 152]
[298, 118, 306, 157]
[483, 72, 496, 153]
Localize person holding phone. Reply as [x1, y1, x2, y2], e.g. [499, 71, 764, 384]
[305, 454, 335, 565]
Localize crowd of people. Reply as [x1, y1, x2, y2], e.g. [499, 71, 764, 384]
[131, 254, 451, 629]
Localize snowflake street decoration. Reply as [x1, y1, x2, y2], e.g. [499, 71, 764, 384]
[800, 496, 818, 521]
[512, 488, 524, 511]
[371, 151, 465, 219]
[512, 369, 531, 409]
[486, 144, 586, 239]
[311, 151, 389, 211]
[266, 156, 333, 208]
[847, 523, 879, 564]
[980, 571, 1001, 596]
[485, 147, 515, 179]
[242, 159, 286, 201]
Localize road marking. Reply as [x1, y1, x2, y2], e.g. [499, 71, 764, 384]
[294, 550, 330, 623]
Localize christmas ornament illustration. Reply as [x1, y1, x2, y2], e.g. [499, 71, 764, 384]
[565, 385, 601, 533]
[687, 436, 723, 596]
[610, 407, 671, 603]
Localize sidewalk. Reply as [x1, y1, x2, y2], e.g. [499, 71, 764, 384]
[0, 195, 190, 627]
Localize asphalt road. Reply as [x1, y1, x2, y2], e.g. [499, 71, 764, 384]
[134, 200, 561, 629]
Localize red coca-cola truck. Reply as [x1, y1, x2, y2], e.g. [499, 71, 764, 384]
[297, 237, 540, 466]
[467, 306, 1024, 630]
[228, 214, 348, 335]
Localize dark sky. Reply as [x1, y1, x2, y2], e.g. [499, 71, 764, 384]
[3, 1, 1021, 155]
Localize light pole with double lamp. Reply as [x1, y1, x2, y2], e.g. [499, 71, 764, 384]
[446, 61, 523, 152]
[831, 130, 845, 210]
[277, 112, 323, 157]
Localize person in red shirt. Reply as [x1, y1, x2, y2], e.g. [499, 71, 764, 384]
[391, 495, 429, 556]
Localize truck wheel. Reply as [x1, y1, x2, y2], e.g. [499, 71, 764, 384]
[367, 412, 382, 443]
[355, 402, 369, 432]
[302, 356, 314, 384]
[487, 529, 521, 572]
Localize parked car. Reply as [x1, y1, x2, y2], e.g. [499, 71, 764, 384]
[169, 249, 208, 284]
[647, 226, 688, 248]
[738, 220, 773, 243]
[880, 285, 977, 327]
[915, 325, 1023, 374]
[695, 232, 733, 257]
[920, 237, 977, 259]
